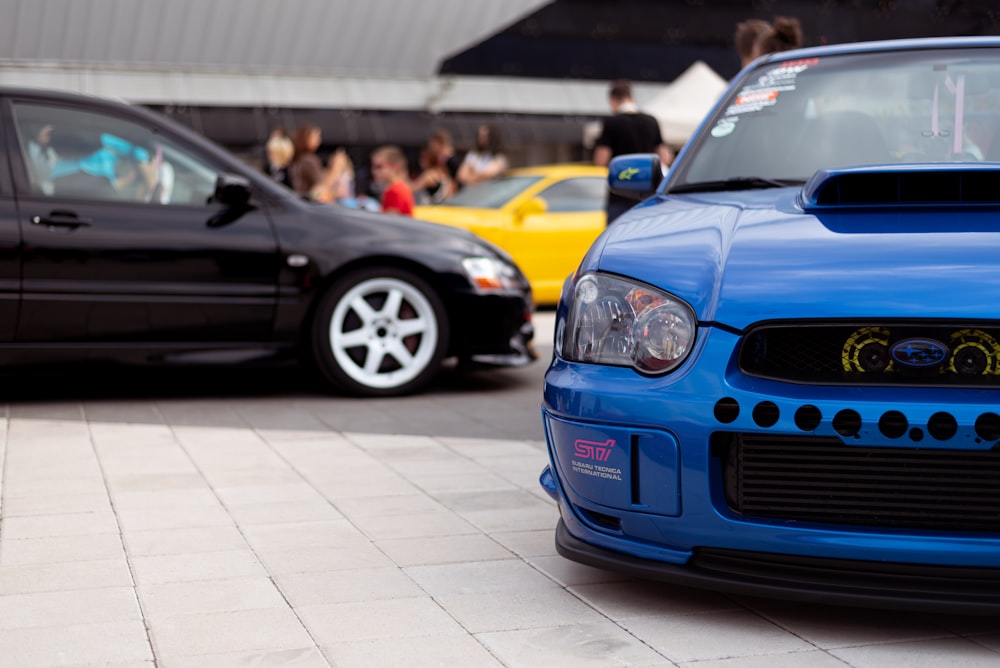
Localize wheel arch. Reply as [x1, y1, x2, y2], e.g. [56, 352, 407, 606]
[300, 254, 466, 355]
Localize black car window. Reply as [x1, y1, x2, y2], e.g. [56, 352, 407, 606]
[535, 177, 606, 213]
[11, 103, 219, 206]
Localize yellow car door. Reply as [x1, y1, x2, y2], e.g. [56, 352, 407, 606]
[503, 176, 607, 305]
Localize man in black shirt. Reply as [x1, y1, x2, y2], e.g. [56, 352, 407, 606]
[593, 80, 674, 224]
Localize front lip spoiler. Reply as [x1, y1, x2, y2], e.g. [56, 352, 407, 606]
[555, 519, 1000, 615]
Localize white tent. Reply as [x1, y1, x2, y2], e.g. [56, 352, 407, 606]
[644, 60, 729, 146]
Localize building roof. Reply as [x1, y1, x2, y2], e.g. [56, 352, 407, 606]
[0, 0, 552, 109]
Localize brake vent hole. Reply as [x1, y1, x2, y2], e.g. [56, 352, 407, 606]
[833, 409, 862, 438]
[927, 412, 958, 441]
[976, 413, 1000, 442]
[878, 411, 908, 439]
[714, 398, 740, 424]
[794, 405, 822, 432]
[752, 402, 780, 428]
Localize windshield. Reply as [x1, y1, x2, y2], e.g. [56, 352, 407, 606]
[673, 48, 1000, 189]
[443, 175, 543, 208]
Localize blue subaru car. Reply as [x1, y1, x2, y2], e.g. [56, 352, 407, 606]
[540, 37, 1000, 614]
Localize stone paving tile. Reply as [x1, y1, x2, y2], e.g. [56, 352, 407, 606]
[115, 504, 235, 532]
[828, 637, 1000, 668]
[489, 528, 559, 558]
[621, 610, 817, 663]
[146, 606, 316, 659]
[0, 532, 125, 566]
[159, 647, 329, 668]
[274, 567, 425, 607]
[676, 652, 851, 668]
[0, 510, 120, 540]
[322, 635, 504, 668]
[0, 620, 153, 667]
[0, 586, 141, 630]
[297, 597, 466, 644]
[129, 549, 268, 585]
[477, 622, 675, 667]
[137, 576, 288, 618]
[0, 557, 134, 595]
[123, 525, 251, 557]
[434, 587, 610, 634]
[254, 543, 397, 575]
[375, 533, 517, 567]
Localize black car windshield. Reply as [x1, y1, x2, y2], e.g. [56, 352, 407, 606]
[672, 48, 1000, 189]
[443, 175, 543, 209]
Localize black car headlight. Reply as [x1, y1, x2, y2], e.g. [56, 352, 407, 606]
[462, 257, 522, 293]
[561, 273, 696, 374]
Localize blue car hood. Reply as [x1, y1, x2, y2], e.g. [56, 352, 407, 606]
[595, 189, 1000, 329]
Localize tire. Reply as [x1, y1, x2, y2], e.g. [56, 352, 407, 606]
[310, 267, 449, 396]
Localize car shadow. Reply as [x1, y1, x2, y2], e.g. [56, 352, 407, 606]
[0, 356, 547, 403]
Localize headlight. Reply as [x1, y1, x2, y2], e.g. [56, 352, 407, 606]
[562, 273, 696, 374]
[462, 257, 521, 292]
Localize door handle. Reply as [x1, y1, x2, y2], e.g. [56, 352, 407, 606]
[31, 211, 93, 228]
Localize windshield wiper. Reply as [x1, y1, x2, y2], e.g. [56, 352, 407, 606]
[669, 177, 806, 194]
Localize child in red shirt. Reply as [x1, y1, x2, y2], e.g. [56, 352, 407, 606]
[371, 145, 414, 216]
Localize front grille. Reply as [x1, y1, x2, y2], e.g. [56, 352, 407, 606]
[740, 322, 1000, 387]
[718, 433, 1000, 532]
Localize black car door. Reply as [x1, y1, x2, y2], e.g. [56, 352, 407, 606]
[6, 98, 280, 344]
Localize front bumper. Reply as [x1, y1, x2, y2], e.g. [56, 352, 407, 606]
[554, 518, 1000, 615]
[542, 325, 1000, 613]
[449, 290, 537, 366]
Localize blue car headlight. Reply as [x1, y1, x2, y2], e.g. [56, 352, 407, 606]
[562, 273, 696, 374]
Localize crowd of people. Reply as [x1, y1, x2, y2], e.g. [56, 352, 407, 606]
[259, 15, 803, 220]
[261, 121, 510, 217]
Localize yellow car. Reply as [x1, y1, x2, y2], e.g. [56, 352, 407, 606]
[414, 164, 607, 305]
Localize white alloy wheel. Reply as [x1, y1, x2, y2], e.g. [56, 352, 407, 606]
[317, 270, 447, 395]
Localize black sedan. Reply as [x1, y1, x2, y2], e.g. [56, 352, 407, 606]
[0, 87, 536, 396]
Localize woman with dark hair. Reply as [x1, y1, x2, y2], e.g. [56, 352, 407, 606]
[751, 16, 803, 60]
[734, 18, 771, 68]
[288, 123, 324, 195]
[457, 124, 508, 186]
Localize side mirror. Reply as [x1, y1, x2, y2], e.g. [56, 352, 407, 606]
[514, 197, 547, 222]
[608, 153, 663, 201]
[208, 173, 253, 227]
[212, 173, 252, 208]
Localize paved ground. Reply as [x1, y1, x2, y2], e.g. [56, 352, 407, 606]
[1, 311, 1000, 667]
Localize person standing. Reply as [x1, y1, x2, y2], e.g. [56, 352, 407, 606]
[750, 16, 803, 60]
[593, 80, 674, 224]
[412, 129, 462, 203]
[311, 148, 354, 204]
[457, 124, 508, 187]
[288, 124, 324, 196]
[371, 145, 414, 216]
[263, 128, 294, 188]
[734, 18, 771, 69]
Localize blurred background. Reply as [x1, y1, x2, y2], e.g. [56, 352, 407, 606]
[2, 0, 999, 169]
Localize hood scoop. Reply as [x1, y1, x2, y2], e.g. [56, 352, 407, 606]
[800, 164, 1000, 210]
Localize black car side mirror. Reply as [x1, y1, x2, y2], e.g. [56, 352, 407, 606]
[212, 173, 252, 207]
[207, 173, 254, 227]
